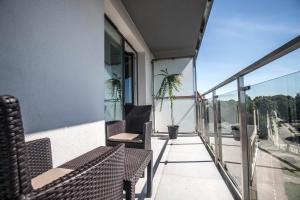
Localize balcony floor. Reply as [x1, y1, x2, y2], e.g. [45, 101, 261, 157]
[135, 135, 234, 200]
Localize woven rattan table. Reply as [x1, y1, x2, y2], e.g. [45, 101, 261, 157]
[61, 146, 153, 200]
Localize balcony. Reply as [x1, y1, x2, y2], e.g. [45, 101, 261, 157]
[0, 1, 299, 200]
[134, 136, 233, 199]
[127, 36, 300, 200]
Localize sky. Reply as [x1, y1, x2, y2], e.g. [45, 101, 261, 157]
[196, 0, 300, 94]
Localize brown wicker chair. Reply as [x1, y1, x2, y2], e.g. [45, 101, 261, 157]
[106, 104, 152, 150]
[0, 95, 125, 200]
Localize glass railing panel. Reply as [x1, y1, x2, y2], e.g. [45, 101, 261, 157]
[246, 71, 300, 200]
[245, 49, 300, 87]
[198, 99, 209, 142]
[197, 100, 204, 136]
[217, 87, 242, 191]
[154, 98, 196, 133]
[199, 37, 300, 199]
[206, 93, 216, 150]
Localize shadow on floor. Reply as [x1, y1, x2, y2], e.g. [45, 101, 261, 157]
[136, 138, 169, 200]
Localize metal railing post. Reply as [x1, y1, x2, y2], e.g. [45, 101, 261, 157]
[238, 76, 250, 200]
[204, 99, 209, 142]
[217, 99, 223, 163]
[213, 91, 219, 163]
[197, 101, 201, 135]
[193, 56, 199, 134]
[151, 60, 156, 133]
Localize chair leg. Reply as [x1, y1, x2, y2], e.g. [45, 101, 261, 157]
[146, 159, 153, 197]
[125, 181, 135, 200]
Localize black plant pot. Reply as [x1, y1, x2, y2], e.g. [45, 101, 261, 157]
[168, 125, 179, 139]
[231, 125, 240, 141]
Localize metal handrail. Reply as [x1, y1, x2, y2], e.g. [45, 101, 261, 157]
[154, 95, 195, 100]
[202, 36, 300, 96]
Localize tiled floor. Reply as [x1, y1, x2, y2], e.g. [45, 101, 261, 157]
[135, 135, 234, 200]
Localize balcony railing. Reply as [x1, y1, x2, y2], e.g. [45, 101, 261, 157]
[198, 36, 300, 200]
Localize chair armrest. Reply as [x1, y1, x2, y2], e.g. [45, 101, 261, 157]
[28, 144, 125, 200]
[142, 121, 152, 150]
[26, 138, 53, 178]
[106, 120, 126, 139]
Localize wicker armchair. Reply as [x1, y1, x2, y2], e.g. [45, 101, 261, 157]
[0, 95, 125, 200]
[106, 104, 152, 150]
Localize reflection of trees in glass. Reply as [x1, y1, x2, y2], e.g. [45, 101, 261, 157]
[253, 96, 277, 115]
[249, 93, 300, 139]
[106, 73, 122, 119]
[253, 96, 277, 139]
[246, 95, 254, 125]
[219, 92, 300, 139]
[271, 95, 296, 123]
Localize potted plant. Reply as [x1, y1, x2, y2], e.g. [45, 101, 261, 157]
[231, 124, 240, 141]
[156, 68, 182, 139]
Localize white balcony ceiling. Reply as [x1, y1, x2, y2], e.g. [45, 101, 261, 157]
[121, 0, 212, 59]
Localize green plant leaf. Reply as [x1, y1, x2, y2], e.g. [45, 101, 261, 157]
[155, 68, 183, 125]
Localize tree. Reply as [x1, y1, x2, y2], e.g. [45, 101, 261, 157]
[296, 93, 300, 121]
[253, 96, 276, 115]
[253, 96, 276, 139]
[156, 68, 182, 126]
[271, 95, 295, 122]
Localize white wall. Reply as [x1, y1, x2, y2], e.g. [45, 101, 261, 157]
[26, 121, 105, 167]
[153, 59, 195, 96]
[144, 52, 154, 105]
[0, 0, 106, 165]
[153, 58, 196, 133]
[105, 0, 154, 105]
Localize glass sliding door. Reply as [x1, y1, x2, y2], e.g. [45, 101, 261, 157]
[104, 19, 124, 121]
[104, 18, 137, 121]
